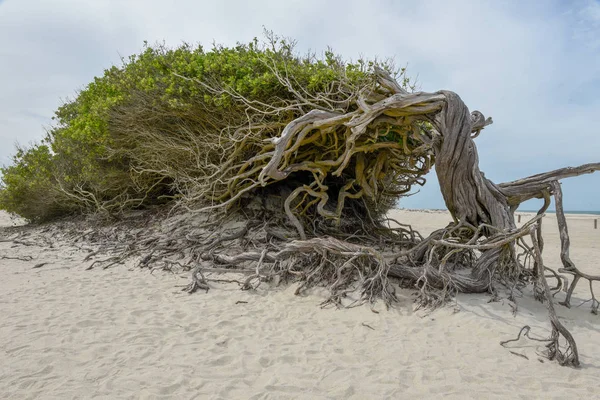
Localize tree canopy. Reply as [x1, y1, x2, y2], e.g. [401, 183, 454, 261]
[1, 35, 406, 221]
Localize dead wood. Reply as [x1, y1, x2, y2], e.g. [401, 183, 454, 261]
[551, 181, 600, 314]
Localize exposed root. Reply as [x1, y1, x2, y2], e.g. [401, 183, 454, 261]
[529, 228, 579, 367]
[186, 266, 210, 294]
[551, 181, 600, 314]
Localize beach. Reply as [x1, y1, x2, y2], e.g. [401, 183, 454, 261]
[1, 209, 599, 399]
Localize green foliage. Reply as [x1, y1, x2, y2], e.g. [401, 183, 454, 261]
[0, 34, 399, 221]
[0, 144, 72, 221]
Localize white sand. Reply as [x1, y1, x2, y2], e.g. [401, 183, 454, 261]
[1, 209, 599, 399]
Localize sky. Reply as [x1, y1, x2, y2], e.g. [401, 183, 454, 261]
[0, 0, 599, 211]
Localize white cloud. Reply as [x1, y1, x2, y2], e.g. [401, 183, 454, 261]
[0, 0, 598, 210]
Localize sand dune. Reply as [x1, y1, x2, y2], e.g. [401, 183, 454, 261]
[1, 210, 599, 399]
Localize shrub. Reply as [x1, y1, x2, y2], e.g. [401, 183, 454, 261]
[1, 33, 408, 221]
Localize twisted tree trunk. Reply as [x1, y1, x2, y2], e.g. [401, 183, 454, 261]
[432, 91, 515, 231]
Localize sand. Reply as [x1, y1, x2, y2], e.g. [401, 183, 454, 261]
[1, 209, 599, 399]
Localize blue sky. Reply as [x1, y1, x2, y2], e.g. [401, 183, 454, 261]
[0, 0, 599, 210]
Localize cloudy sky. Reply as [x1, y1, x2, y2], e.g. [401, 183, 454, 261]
[1, 0, 599, 211]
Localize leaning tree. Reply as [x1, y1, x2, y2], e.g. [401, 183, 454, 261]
[46, 46, 600, 367]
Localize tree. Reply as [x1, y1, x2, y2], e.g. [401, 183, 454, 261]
[2, 34, 599, 366]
